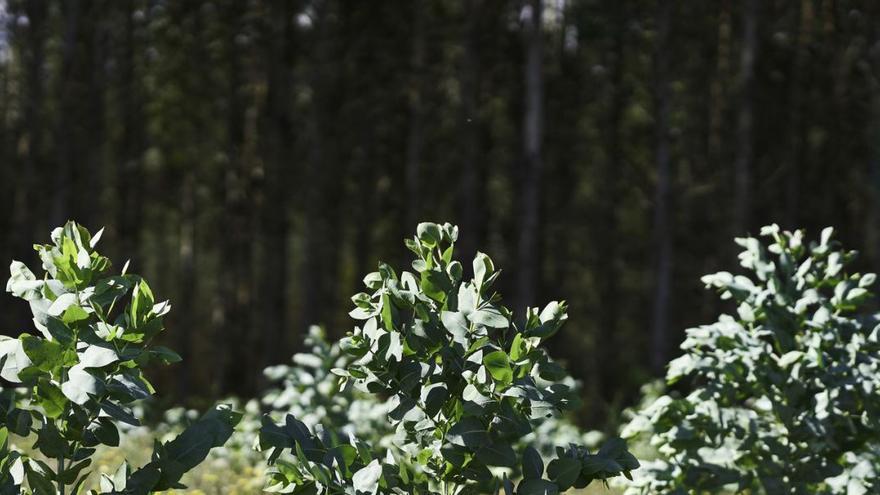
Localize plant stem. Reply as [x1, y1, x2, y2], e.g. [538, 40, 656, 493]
[57, 454, 65, 495]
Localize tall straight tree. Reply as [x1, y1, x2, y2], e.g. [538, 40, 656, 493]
[783, 0, 813, 226]
[458, 0, 487, 260]
[650, 0, 673, 373]
[733, 0, 757, 235]
[259, 0, 295, 368]
[11, 0, 48, 259]
[220, 0, 254, 395]
[516, 0, 543, 312]
[405, 0, 425, 229]
[53, 0, 83, 226]
[116, 0, 146, 259]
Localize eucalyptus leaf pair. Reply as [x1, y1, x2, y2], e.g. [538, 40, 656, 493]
[0, 222, 240, 494]
[620, 226, 880, 494]
[259, 222, 638, 494]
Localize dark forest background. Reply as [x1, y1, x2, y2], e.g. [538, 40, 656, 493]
[2, 0, 880, 428]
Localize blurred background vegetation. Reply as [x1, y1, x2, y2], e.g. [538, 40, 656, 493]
[1, 0, 880, 431]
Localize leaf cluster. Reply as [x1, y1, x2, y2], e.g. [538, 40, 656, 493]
[0, 222, 240, 494]
[621, 225, 880, 494]
[259, 222, 638, 494]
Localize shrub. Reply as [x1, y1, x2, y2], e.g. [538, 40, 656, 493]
[262, 326, 604, 461]
[259, 222, 638, 494]
[620, 225, 880, 494]
[0, 222, 240, 494]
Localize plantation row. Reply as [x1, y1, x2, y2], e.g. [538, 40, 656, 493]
[0, 222, 877, 494]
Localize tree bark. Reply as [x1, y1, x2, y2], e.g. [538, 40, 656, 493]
[733, 0, 757, 236]
[458, 0, 487, 261]
[219, 1, 253, 396]
[259, 0, 294, 369]
[405, 0, 425, 230]
[117, 0, 145, 259]
[650, 0, 673, 373]
[516, 0, 544, 312]
[53, 0, 82, 227]
[784, 0, 813, 227]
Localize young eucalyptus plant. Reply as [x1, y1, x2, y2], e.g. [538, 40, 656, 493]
[620, 225, 880, 494]
[261, 326, 601, 466]
[259, 222, 638, 494]
[0, 222, 240, 494]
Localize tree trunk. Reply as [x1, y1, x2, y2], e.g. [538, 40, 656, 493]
[219, 1, 253, 396]
[650, 0, 673, 373]
[259, 0, 294, 369]
[784, 0, 813, 227]
[733, 0, 757, 236]
[458, 0, 487, 261]
[117, 0, 145, 259]
[53, 0, 82, 227]
[405, 0, 425, 229]
[516, 0, 543, 312]
[707, 0, 731, 169]
[177, 172, 197, 398]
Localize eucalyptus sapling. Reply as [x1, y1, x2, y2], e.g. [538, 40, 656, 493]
[259, 222, 638, 494]
[0, 222, 241, 494]
[620, 225, 880, 494]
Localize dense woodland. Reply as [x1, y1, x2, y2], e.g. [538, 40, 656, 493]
[1, 0, 880, 428]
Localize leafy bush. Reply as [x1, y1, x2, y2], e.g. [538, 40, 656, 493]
[259, 222, 638, 494]
[620, 225, 880, 494]
[0, 222, 240, 494]
[261, 326, 393, 446]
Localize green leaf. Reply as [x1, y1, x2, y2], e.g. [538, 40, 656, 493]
[84, 417, 120, 447]
[0, 337, 31, 382]
[61, 364, 102, 405]
[522, 446, 544, 480]
[420, 270, 452, 302]
[471, 307, 508, 328]
[509, 333, 525, 361]
[352, 459, 382, 495]
[6, 409, 31, 437]
[416, 222, 443, 247]
[33, 421, 67, 458]
[36, 379, 67, 419]
[546, 457, 580, 490]
[447, 417, 489, 447]
[517, 478, 559, 495]
[149, 346, 182, 364]
[475, 442, 516, 467]
[79, 344, 118, 368]
[472, 252, 494, 290]
[483, 350, 513, 385]
[21, 334, 70, 374]
[25, 462, 56, 495]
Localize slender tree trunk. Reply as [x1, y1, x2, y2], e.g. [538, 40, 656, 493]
[707, 0, 731, 168]
[594, 3, 627, 412]
[868, 19, 880, 275]
[516, 0, 544, 311]
[259, 0, 294, 369]
[650, 0, 673, 373]
[405, 0, 425, 229]
[298, 1, 335, 333]
[117, 0, 144, 259]
[84, 5, 107, 227]
[53, 0, 82, 226]
[459, 0, 487, 261]
[12, 0, 48, 257]
[784, 0, 813, 227]
[733, 0, 757, 236]
[220, 1, 253, 396]
[177, 172, 196, 398]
